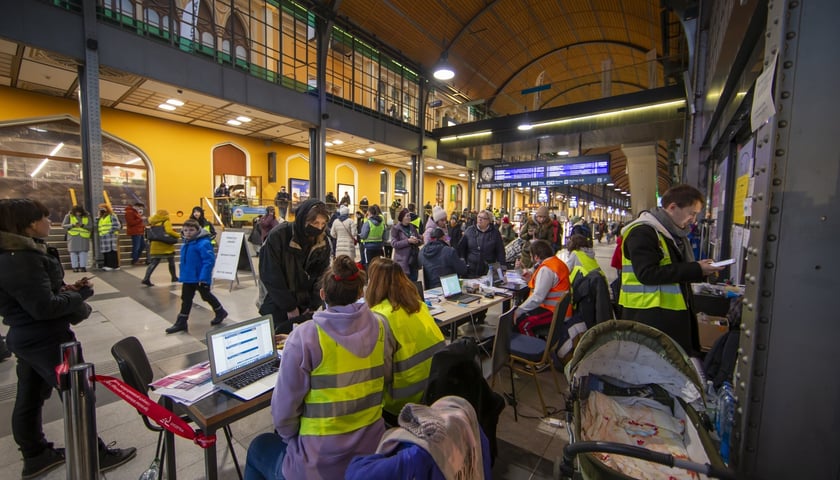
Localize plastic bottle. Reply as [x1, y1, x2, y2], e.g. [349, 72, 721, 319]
[138, 459, 160, 480]
[705, 380, 718, 432]
[718, 382, 735, 464]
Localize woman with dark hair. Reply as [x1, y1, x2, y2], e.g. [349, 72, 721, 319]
[390, 208, 422, 281]
[97, 203, 121, 270]
[359, 204, 386, 268]
[61, 204, 94, 272]
[0, 198, 135, 478]
[245, 255, 394, 479]
[191, 206, 216, 244]
[259, 199, 332, 333]
[259, 205, 279, 242]
[366, 256, 444, 417]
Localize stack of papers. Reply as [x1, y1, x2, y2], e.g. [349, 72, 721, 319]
[150, 361, 218, 405]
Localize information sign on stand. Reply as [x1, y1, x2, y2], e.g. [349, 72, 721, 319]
[212, 231, 257, 291]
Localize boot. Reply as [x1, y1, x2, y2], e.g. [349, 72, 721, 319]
[165, 314, 189, 334]
[141, 278, 153, 287]
[210, 307, 228, 326]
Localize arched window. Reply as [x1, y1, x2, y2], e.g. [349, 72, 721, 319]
[222, 13, 249, 63]
[379, 169, 389, 207]
[435, 180, 444, 206]
[144, 0, 171, 35]
[181, 0, 216, 50]
[394, 170, 407, 193]
[104, 0, 133, 16]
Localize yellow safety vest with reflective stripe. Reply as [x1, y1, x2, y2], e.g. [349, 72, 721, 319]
[370, 302, 445, 415]
[202, 224, 216, 245]
[98, 215, 114, 236]
[410, 215, 421, 231]
[68, 215, 91, 239]
[619, 222, 687, 311]
[361, 219, 384, 243]
[299, 320, 385, 436]
[569, 250, 602, 283]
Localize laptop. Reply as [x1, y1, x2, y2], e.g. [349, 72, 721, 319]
[439, 274, 482, 304]
[207, 315, 280, 400]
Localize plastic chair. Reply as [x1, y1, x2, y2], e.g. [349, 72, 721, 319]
[110, 337, 243, 480]
[509, 294, 572, 417]
[482, 306, 518, 421]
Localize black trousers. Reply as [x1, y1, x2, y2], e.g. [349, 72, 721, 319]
[179, 283, 222, 316]
[143, 255, 176, 281]
[103, 250, 119, 268]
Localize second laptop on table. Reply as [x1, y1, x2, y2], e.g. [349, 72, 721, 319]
[439, 274, 482, 304]
[207, 315, 280, 401]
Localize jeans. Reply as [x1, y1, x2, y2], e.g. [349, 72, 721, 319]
[245, 433, 287, 480]
[69, 250, 89, 269]
[130, 234, 145, 263]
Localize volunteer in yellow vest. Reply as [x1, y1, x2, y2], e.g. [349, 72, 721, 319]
[62, 205, 94, 272]
[514, 239, 572, 337]
[565, 233, 603, 284]
[96, 203, 121, 270]
[246, 255, 395, 479]
[365, 256, 445, 417]
[359, 204, 385, 268]
[619, 184, 723, 353]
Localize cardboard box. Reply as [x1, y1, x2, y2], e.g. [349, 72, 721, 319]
[697, 313, 729, 352]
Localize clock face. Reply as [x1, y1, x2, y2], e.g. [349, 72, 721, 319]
[481, 166, 494, 181]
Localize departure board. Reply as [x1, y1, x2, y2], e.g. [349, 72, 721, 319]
[478, 154, 611, 189]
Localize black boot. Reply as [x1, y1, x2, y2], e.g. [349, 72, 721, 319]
[165, 314, 189, 334]
[210, 307, 228, 326]
[141, 278, 153, 287]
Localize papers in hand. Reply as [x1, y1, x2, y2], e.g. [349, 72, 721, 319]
[711, 258, 735, 267]
[150, 361, 218, 405]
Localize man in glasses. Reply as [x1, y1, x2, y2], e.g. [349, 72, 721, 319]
[456, 209, 506, 278]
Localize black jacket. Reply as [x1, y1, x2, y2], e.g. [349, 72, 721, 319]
[0, 232, 92, 348]
[456, 224, 506, 278]
[419, 239, 467, 288]
[259, 199, 331, 332]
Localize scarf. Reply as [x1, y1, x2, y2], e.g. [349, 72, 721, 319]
[649, 208, 695, 262]
[377, 396, 484, 480]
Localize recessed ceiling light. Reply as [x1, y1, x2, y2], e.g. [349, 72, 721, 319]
[236, 116, 252, 122]
[355, 149, 366, 154]
[459, 173, 466, 177]
[165, 99, 184, 107]
[325, 141, 334, 147]
[406, 161, 413, 165]
[365, 147, 376, 153]
[607, 182, 614, 186]
[517, 124, 533, 131]
[557, 150, 570, 156]
[332, 139, 344, 145]
[435, 165, 444, 169]
[426, 166, 435, 170]
[158, 104, 176, 111]
[227, 119, 242, 126]
[614, 187, 621, 191]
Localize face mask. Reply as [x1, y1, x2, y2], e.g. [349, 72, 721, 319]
[137, 209, 144, 215]
[99, 210, 106, 215]
[304, 224, 324, 237]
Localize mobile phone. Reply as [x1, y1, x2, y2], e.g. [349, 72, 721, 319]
[710, 258, 735, 267]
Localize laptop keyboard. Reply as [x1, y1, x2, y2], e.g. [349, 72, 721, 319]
[449, 293, 480, 303]
[223, 358, 280, 390]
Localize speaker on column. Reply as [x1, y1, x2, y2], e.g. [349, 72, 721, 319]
[268, 152, 277, 183]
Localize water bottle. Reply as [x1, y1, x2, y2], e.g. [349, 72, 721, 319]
[718, 382, 735, 464]
[138, 459, 160, 480]
[705, 380, 718, 432]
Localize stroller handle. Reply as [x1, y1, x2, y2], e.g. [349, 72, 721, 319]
[563, 441, 738, 480]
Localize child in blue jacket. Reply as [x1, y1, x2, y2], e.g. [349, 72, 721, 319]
[165, 219, 227, 333]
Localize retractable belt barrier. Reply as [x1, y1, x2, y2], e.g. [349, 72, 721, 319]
[55, 357, 217, 449]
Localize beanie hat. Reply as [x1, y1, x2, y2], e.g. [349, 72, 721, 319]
[431, 227, 446, 240]
[432, 206, 447, 222]
[502, 216, 510, 224]
[536, 206, 549, 217]
[339, 205, 349, 216]
[398, 208, 410, 222]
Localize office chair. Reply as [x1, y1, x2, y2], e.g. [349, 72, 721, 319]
[482, 306, 518, 421]
[110, 337, 243, 480]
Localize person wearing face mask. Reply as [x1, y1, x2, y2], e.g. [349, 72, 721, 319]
[97, 203, 122, 270]
[619, 184, 724, 353]
[124, 202, 147, 265]
[259, 199, 332, 333]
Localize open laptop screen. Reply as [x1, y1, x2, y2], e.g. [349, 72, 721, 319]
[440, 274, 462, 297]
[208, 316, 275, 380]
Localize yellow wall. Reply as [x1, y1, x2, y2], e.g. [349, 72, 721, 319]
[0, 86, 467, 219]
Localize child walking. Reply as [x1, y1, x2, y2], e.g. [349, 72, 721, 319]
[166, 219, 227, 334]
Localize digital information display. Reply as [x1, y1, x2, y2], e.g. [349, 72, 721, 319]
[478, 155, 611, 189]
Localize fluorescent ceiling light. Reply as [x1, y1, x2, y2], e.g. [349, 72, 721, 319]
[49, 142, 64, 156]
[355, 149, 366, 154]
[435, 165, 444, 169]
[406, 161, 413, 165]
[517, 124, 533, 131]
[227, 119, 242, 126]
[459, 173, 466, 177]
[325, 141, 334, 147]
[607, 182, 614, 186]
[427, 166, 435, 170]
[236, 116, 252, 122]
[529, 99, 686, 129]
[557, 150, 570, 155]
[166, 99, 184, 107]
[365, 147, 376, 153]
[158, 104, 176, 111]
[332, 139, 344, 145]
[30, 159, 49, 177]
[29, 127, 47, 133]
[439, 130, 492, 142]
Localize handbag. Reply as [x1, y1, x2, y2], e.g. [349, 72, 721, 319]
[147, 224, 177, 244]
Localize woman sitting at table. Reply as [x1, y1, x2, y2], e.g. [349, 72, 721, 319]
[245, 255, 395, 480]
[366, 257, 445, 418]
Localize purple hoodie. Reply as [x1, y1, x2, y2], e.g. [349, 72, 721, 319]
[271, 302, 395, 479]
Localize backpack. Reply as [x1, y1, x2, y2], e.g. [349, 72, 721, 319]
[702, 297, 742, 388]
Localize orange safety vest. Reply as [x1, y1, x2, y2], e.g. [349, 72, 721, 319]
[528, 256, 572, 318]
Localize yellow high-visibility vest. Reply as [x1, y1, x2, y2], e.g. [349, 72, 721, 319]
[361, 219, 384, 243]
[619, 222, 688, 311]
[98, 215, 114, 236]
[68, 215, 91, 239]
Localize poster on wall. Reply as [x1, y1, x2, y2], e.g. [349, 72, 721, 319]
[289, 178, 310, 210]
[337, 183, 355, 209]
[732, 138, 755, 225]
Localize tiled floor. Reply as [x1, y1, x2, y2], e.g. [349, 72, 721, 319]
[0, 241, 621, 479]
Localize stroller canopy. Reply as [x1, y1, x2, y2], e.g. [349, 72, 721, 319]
[565, 320, 705, 408]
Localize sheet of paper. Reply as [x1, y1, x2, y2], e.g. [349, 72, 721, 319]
[751, 53, 778, 131]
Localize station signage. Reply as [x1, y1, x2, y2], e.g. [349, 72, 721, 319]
[477, 154, 612, 188]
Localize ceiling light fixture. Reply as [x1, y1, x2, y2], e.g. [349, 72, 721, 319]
[31, 142, 64, 177]
[227, 119, 242, 126]
[158, 104, 176, 111]
[325, 141, 334, 147]
[435, 165, 444, 169]
[332, 139, 344, 145]
[426, 166, 435, 170]
[607, 182, 614, 186]
[166, 99, 184, 107]
[432, 47, 455, 81]
[236, 116, 252, 123]
[439, 130, 492, 142]
[365, 147, 376, 153]
[517, 123, 533, 131]
[557, 150, 570, 156]
[458, 173, 466, 177]
[355, 149, 366, 154]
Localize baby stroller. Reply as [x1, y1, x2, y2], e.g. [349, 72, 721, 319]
[557, 320, 736, 480]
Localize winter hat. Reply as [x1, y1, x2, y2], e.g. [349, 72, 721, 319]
[536, 206, 549, 217]
[431, 227, 446, 240]
[398, 208, 410, 222]
[339, 205, 349, 216]
[432, 206, 447, 222]
[502, 216, 510, 224]
[571, 215, 583, 225]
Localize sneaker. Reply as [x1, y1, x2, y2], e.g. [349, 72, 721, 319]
[22, 446, 65, 479]
[98, 442, 136, 473]
[101, 266, 113, 271]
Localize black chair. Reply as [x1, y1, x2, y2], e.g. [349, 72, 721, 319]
[110, 337, 243, 480]
[482, 306, 518, 421]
